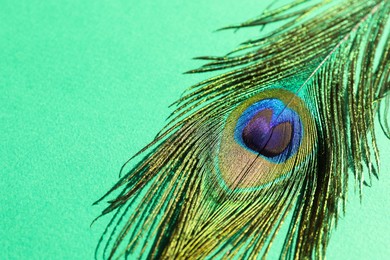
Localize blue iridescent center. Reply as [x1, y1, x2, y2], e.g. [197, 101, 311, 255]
[234, 98, 303, 163]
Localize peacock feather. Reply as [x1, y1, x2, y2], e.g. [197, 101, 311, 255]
[95, 0, 390, 259]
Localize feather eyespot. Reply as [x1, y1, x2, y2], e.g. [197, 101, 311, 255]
[215, 89, 316, 190]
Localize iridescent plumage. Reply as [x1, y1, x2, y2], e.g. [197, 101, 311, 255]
[95, 0, 390, 259]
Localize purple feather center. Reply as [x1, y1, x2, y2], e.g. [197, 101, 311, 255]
[242, 109, 292, 157]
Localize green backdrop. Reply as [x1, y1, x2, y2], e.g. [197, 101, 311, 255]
[1, 1, 389, 259]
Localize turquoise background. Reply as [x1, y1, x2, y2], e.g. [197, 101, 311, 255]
[0, 1, 389, 259]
